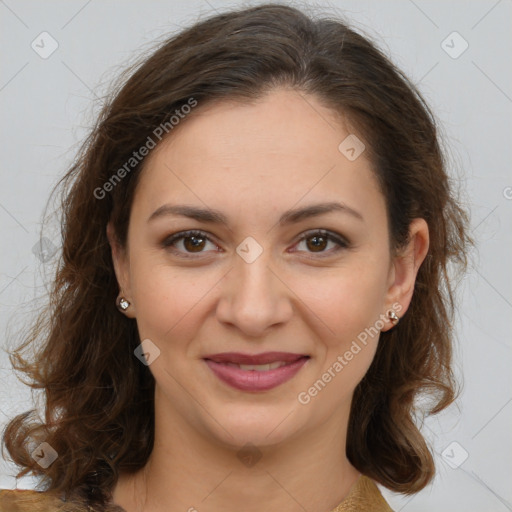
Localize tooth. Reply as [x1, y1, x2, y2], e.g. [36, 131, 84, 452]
[269, 361, 284, 370]
[239, 363, 271, 371]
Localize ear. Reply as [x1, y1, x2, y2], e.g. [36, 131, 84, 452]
[107, 221, 136, 318]
[382, 218, 429, 331]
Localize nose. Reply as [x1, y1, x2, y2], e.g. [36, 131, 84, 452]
[215, 249, 293, 338]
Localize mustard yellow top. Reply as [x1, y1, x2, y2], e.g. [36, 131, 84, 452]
[0, 475, 394, 511]
[330, 475, 394, 512]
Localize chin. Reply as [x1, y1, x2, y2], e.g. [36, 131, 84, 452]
[205, 402, 306, 450]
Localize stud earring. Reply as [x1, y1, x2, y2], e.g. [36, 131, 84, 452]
[387, 309, 399, 326]
[117, 297, 130, 311]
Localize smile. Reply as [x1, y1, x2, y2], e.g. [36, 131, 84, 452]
[203, 352, 310, 392]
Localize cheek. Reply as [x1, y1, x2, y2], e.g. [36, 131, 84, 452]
[129, 260, 210, 344]
[300, 273, 384, 403]
[294, 257, 388, 391]
[299, 263, 388, 344]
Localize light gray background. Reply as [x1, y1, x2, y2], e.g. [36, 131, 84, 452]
[1, 1, 511, 511]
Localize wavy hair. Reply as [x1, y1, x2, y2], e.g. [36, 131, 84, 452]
[2, 3, 472, 510]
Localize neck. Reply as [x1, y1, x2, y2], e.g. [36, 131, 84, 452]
[111, 389, 360, 512]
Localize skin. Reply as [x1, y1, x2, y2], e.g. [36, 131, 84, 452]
[107, 88, 429, 512]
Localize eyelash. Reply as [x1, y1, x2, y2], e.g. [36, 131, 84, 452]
[161, 229, 350, 259]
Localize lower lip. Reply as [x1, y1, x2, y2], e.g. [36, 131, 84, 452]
[204, 357, 309, 392]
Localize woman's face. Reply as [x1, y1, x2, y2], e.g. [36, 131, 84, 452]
[109, 88, 425, 449]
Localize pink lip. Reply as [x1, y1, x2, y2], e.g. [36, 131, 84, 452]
[203, 352, 309, 392]
[203, 351, 307, 365]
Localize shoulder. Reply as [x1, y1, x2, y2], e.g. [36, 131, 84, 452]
[330, 475, 395, 512]
[0, 488, 91, 512]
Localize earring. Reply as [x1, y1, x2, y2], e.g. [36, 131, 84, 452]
[387, 309, 399, 326]
[117, 296, 130, 311]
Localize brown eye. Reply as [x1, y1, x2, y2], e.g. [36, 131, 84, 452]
[294, 230, 349, 256]
[162, 230, 218, 257]
[183, 234, 206, 252]
[305, 234, 329, 252]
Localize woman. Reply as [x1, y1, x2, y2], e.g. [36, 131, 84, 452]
[0, 3, 471, 511]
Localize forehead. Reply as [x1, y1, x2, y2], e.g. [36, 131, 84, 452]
[133, 88, 385, 226]
[153, 89, 352, 167]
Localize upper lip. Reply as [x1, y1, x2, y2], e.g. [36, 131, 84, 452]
[203, 352, 308, 365]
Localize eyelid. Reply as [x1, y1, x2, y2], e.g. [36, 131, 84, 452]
[162, 229, 220, 257]
[297, 228, 348, 243]
[161, 228, 350, 257]
[292, 229, 349, 255]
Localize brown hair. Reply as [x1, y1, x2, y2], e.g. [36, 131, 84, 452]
[2, 3, 472, 509]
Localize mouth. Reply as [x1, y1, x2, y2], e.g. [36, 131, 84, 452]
[203, 352, 310, 392]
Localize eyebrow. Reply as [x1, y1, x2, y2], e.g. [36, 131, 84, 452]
[148, 201, 364, 225]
